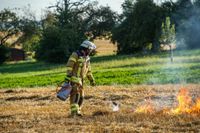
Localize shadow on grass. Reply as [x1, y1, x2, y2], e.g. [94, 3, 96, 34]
[5, 95, 52, 101]
[0, 71, 65, 88]
[0, 61, 65, 74]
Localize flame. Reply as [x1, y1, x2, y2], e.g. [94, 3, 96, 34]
[135, 99, 155, 113]
[134, 88, 200, 114]
[135, 104, 155, 113]
[171, 88, 200, 114]
[171, 88, 192, 114]
[190, 99, 200, 114]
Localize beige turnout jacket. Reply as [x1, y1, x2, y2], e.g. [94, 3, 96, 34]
[66, 51, 94, 85]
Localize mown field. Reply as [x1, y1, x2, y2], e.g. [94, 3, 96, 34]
[0, 49, 200, 88]
[0, 85, 200, 132]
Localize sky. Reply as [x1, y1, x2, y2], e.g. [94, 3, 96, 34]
[0, 0, 124, 20]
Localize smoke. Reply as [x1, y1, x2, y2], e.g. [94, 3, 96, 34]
[176, 16, 200, 49]
[143, 3, 200, 110]
[175, 3, 200, 50]
[145, 59, 188, 85]
[147, 2, 200, 85]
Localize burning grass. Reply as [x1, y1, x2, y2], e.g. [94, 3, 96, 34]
[0, 84, 200, 132]
[134, 87, 200, 115]
[170, 88, 200, 114]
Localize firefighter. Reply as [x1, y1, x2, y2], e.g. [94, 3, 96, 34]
[65, 40, 96, 117]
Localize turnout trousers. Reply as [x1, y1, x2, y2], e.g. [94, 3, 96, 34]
[70, 83, 84, 115]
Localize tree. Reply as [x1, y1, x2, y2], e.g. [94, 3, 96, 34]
[41, 11, 58, 30]
[160, 17, 175, 62]
[121, 0, 135, 16]
[186, 0, 200, 49]
[161, 1, 176, 20]
[0, 7, 41, 63]
[35, 26, 63, 62]
[36, 0, 89, 63]
[173, 0, 194, 49]
[194, 0, 200, 7]
[0, 8, 41, 51]
[36, 0, 118, 63]
[0, 9, 20, 64]
[0, 45, 10, 64]
[17, 5, 42, 52]
[132, 0, 163, 53]
[84, 6, 119, 40]
[0, 9, 20, 46]
[112, 0, 164, 54]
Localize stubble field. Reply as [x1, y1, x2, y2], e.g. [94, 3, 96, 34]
[1, 84, 200, 133]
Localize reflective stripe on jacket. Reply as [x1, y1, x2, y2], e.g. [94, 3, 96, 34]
[66, 51, 94, 85]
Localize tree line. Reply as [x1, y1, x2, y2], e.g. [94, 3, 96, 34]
[0, 0, 200, 64]
[112, 0, 200, 54]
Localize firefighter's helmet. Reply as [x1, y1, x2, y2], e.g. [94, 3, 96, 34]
[80, 40, 96, 50]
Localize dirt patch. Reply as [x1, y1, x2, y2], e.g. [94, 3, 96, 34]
[35, 96, 53, 101]
[5, 95, 53, 101]
[6, 95, 39, 101]
[92, 110, 110, 116]
[0, 115, 14, 119]
[84, 95, 94, 100]
[4, 90, 15, 93]
[3, 89, 27, 93]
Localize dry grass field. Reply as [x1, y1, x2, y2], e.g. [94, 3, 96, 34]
[94, 39, 117, 56]
[1, 84, 200, 133]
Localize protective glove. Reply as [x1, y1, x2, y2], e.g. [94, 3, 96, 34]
[70, 76, 82, 86]
[90, 80, 96, 86]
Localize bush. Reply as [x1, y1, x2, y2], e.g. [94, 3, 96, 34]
[0, 45, 10, 64]
[35, 26, 62, 63]
[35, 25, 85, 63]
